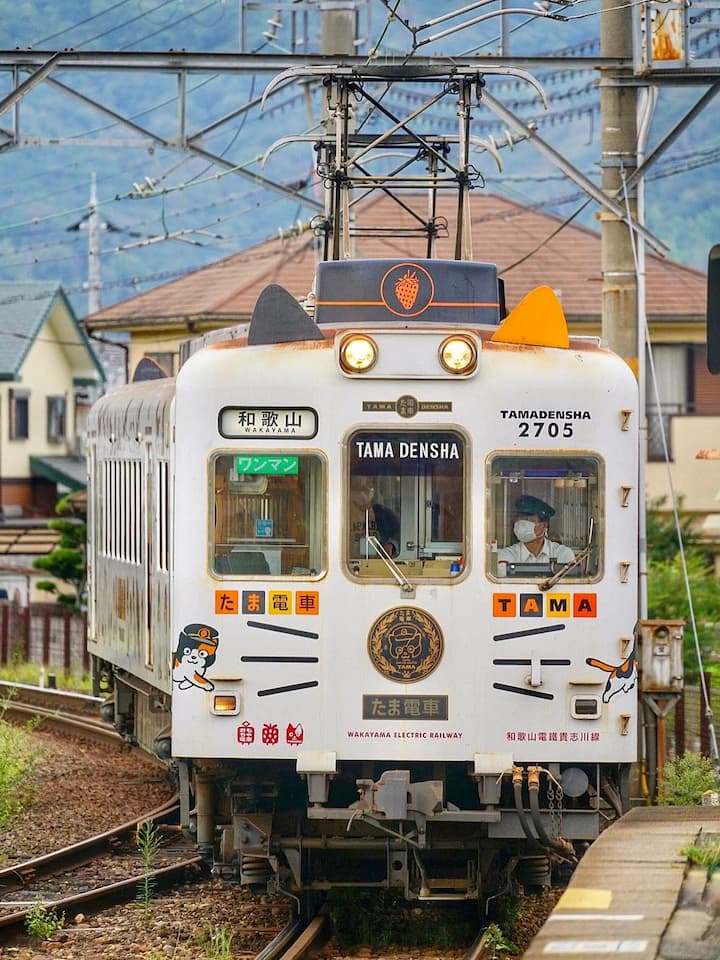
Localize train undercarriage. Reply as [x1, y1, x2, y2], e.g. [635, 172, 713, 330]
[96, 662, 630, 903]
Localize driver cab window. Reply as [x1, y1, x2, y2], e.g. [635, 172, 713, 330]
[347, 429, 465, 580]
[488, 454, 602, 582]
[212, 452, 326, 577]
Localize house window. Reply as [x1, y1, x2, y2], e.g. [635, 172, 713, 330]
[47, 396, 67, 443]
[646, 345, 691, 460]
[9, 389, 29, 440]
[145, 352, 175, 377]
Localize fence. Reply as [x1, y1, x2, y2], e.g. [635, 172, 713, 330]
[666, 678, 719, 758]
[0, 599, 88, 675]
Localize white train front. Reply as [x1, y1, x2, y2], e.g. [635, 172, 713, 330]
[87, 257, 639, 902]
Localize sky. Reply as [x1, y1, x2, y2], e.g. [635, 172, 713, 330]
[0, 0, 718, 319]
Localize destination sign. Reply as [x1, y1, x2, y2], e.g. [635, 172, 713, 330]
[219, 406, 318, 439]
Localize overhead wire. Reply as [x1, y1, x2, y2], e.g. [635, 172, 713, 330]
[119, 0, 225, 50]
[617, 159, 720, 768]
[72, 0, 178, 48]
[30, 0, 135, 47]
[498, 198, 592, 274]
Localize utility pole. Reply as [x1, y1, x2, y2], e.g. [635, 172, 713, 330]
[321, 2, 357, 259]
[321, 1, 356, 57]
[599, 0, 638, 373]
[87, 172, 102, 316]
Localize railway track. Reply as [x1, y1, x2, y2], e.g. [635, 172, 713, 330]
[0, 799, 203, 938]
[0, 682, 557, 957]
[0, 680, 119, 744]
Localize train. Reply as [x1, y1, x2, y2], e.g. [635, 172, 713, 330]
[86, 253, 640, 906]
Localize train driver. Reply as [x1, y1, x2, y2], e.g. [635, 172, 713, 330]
[350, 476, 400, 558]
[496, 495, 574, 575]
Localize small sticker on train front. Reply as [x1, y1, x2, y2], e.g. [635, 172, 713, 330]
[269, 591, 292, 614]
[242, 591, 265, 614]
[215, 590, 238, 614]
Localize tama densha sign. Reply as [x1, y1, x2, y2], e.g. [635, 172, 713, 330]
[219, 406, 318, 439]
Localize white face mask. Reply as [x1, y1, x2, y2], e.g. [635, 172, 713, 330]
[514, 519, 540, 542]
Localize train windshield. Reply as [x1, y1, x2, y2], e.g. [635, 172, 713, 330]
[347, 429, 465, 579]
[488, 453, 603, 582]
[212, 452, 326, 577]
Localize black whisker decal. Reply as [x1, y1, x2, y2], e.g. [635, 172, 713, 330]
[258, 681, 319, 697]
[241, 656, 319, 663]
[493, 683, 554, 700]
[493, 659, 571, 666]
[247, 620, 319, 639]
[493, 624, 566, 642]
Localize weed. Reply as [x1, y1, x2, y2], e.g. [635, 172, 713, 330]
[25, 899, 65, 940]
[136, 819, 162, 919]
[659, 753, 720, 805]
[483, 922, 519, 957]
[195, 922, 234, 959]
[682, 837, 720, 876]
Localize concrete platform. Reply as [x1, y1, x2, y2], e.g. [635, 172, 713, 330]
[523, 806, 720, 959]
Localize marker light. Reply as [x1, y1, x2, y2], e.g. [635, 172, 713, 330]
[339, 335, 378, 373]
[439, 335, 477, 374]
[212, 694, 239, 715]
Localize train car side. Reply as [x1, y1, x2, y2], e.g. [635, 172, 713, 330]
[86, 379, 174, 754]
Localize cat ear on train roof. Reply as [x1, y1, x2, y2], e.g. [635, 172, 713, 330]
[248, 284, 325, 345]
[490, 285, 569, 350]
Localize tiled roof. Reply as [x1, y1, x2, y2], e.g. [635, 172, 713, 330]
[85, 193, 706, 330]
[0, 282, 106, 383]
[0, 282, 62, 378]
[0, 526, 62, 557]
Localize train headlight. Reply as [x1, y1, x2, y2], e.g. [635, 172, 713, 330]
[211, 694, 239, 715]
[439, 335, 477, 374]
[340, 335, 378, 373]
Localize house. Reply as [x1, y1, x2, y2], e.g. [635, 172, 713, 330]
[0, 282, 105, 598]
[83, 192, 720, 549]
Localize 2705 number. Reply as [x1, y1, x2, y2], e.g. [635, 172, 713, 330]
[518, 421, 574, 438]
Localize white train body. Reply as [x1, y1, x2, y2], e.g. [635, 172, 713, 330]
[87, 258, 639, 900]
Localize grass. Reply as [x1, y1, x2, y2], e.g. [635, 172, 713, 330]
[0, 699, 42, 831]
[0, 661, 92, 694]
[194, 923, 234, 959]
[682, 837, 720, 876]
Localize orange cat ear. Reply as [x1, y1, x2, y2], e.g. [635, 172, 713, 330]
[491, 286, 569, 349]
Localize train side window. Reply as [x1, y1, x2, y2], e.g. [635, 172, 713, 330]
[211, 452, 326, 578]
[346, 429, 466, 580]
[488, 454, 603, 582]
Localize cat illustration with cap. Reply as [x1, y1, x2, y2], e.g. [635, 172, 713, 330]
[586, 643, 637, 703]
[173, 623, 219, 691]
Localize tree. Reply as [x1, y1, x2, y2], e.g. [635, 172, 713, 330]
[646, 495, 708, 564]
[646, 498, 720, 682]
[32, 493, 87, 611]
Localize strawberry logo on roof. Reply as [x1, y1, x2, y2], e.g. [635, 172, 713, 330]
[380, 262, 434, 317]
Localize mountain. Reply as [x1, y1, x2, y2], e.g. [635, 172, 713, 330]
[0, 0, 717, 319]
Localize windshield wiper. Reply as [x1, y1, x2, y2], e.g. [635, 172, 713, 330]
[540, 518, 594, 592]
[539, 546, 592, 592]
[367, 536, 416, 596]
